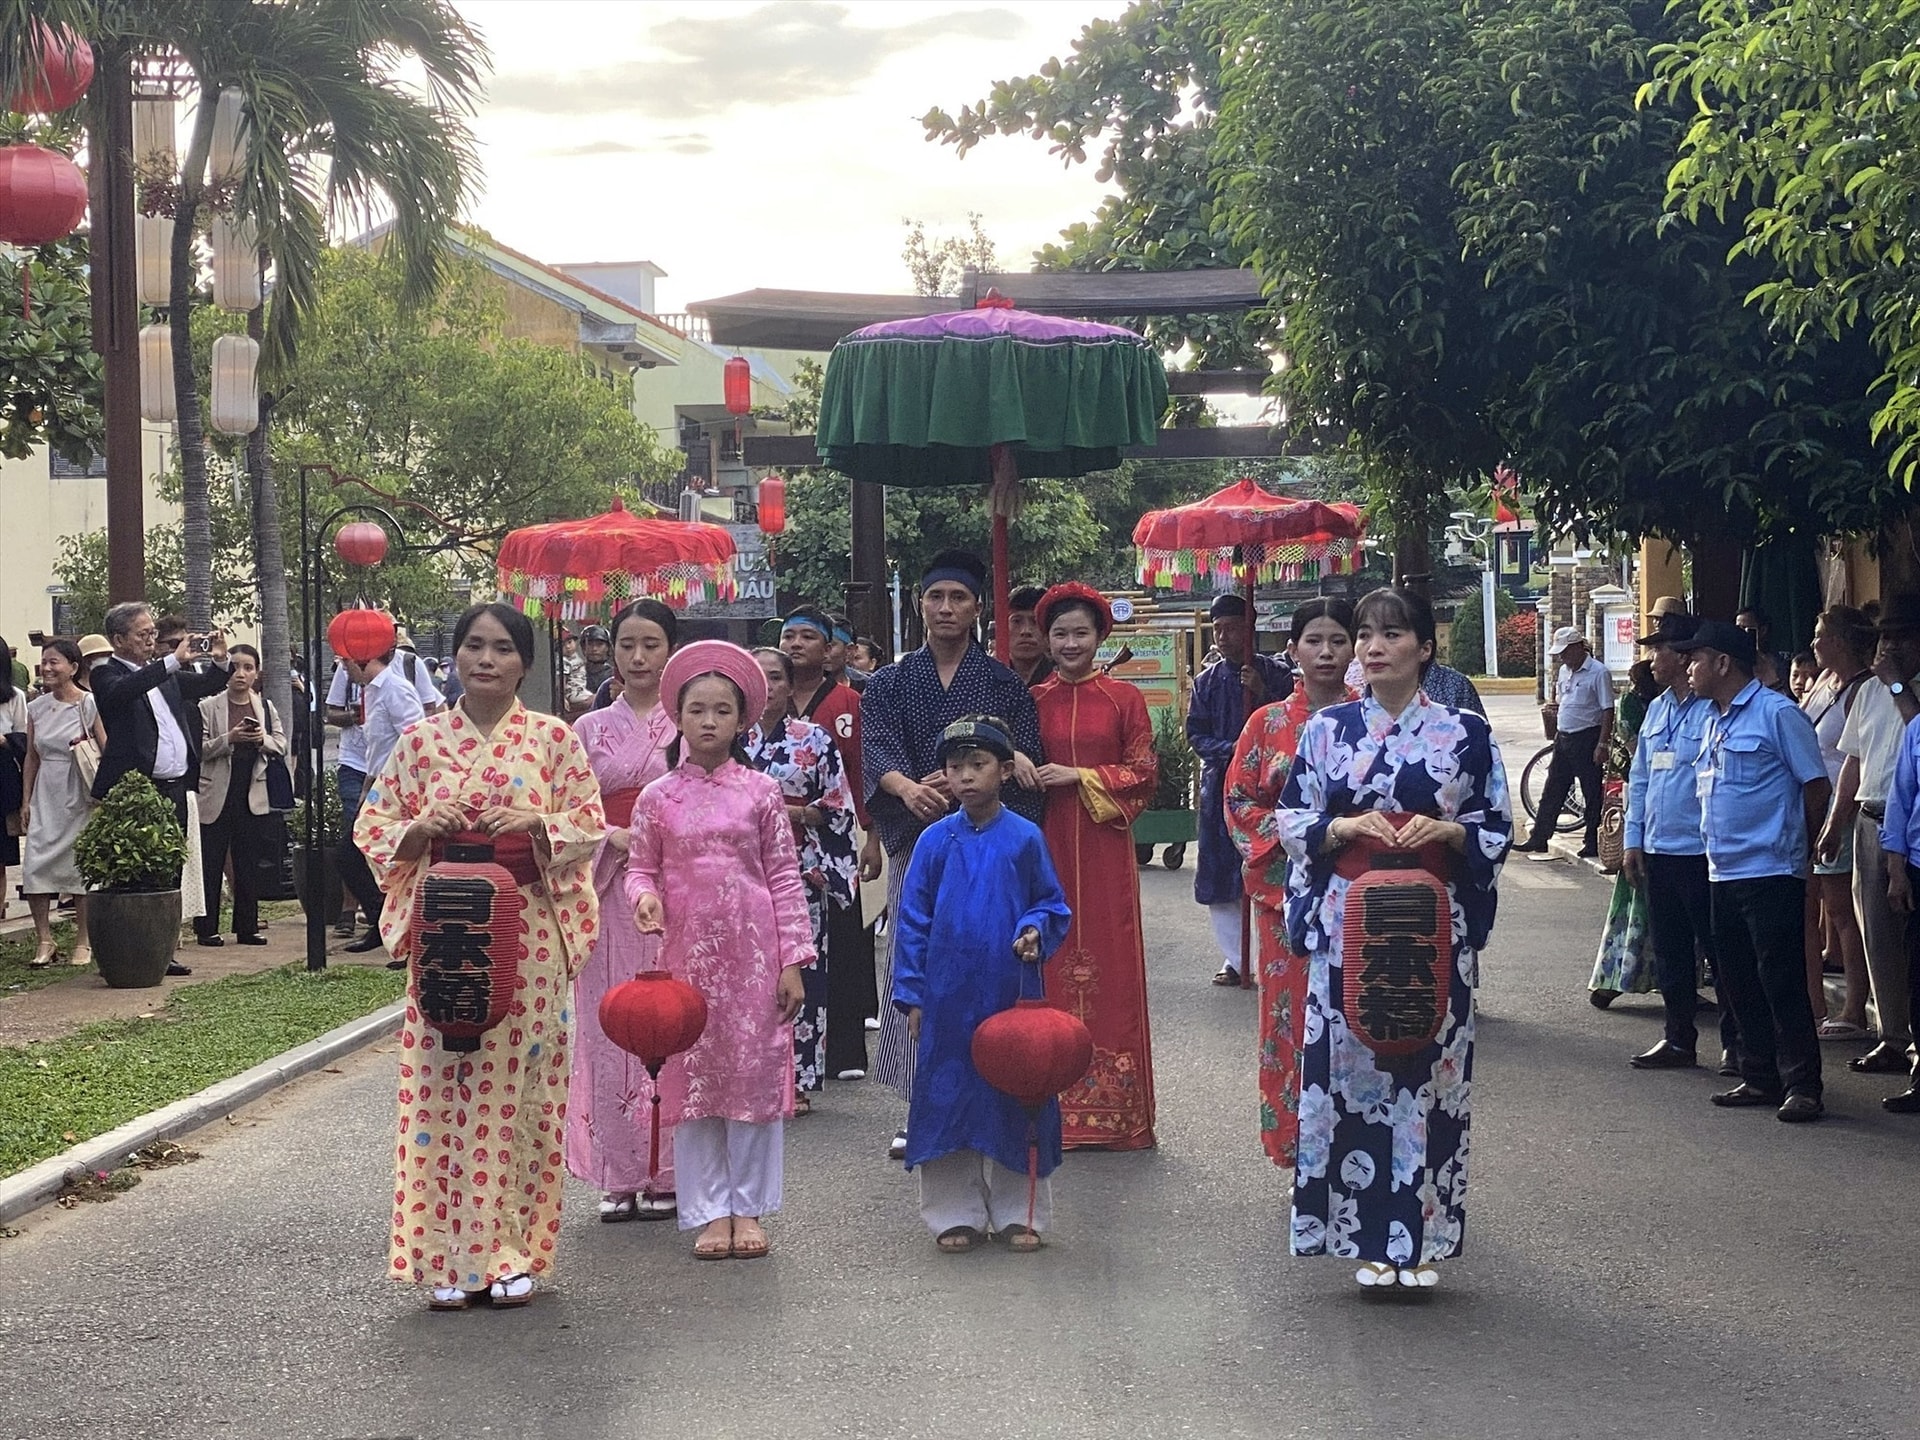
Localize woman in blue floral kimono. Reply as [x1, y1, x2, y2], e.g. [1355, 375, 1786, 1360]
[746, 649, 859, 1102]
[1277, 587, 1511, 1289]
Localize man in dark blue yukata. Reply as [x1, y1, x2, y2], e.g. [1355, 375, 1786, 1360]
[1187, 593, 1293, 985]
[860, 549, 1045, 1157]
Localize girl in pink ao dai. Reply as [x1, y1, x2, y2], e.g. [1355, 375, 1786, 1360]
[626, 640, 815, 1260]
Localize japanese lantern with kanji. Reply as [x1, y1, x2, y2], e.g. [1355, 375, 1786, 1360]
[408, 841, 528, 1054]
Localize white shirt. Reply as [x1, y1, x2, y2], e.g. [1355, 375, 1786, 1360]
[325, 655, 441, 772]
[1839, 677, 1911, 807]
[116, 653, 189, 780]
[1553, 654, 1615, 733]
[361, 663, 426, 779]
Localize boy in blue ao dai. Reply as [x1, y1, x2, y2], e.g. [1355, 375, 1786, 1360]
[890, 717, 1071, 1250]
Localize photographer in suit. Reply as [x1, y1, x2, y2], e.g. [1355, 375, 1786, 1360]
[91, 603, 232, 974]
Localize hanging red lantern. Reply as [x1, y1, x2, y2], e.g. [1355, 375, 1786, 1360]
[334, 521, 389, 567]
[601, 973, 710, 1187]
[327, 607, 397, 664]
[1336, 819, 1454, 1058]
[723, 355, 753, 416]
[408, 839, 529, 1056]
[0, 144, 88, 246]
[5, 25, 94, 114]
[756, 474, 786, 536]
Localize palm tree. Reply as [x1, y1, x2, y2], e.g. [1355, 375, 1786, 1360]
[4, 0, 485, 728]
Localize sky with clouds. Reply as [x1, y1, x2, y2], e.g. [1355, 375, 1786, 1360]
[453, 0, 1128, 314]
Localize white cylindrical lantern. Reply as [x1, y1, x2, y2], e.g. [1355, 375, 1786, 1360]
[136, 213, 174, 305]
[139, 323, 176, 423]
[211, 214, 261, 311]
[210, 333, 260, 435]
[207, 87, 247, 183]
[131, 93, 176, 171]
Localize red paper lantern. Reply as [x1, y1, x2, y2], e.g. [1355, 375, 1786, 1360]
[971, 998, 1094, 1110]
[1339, 844, 1453, 1058]
[327, 607, 397, 664]
[723, 354, 752, 416]
[334, 521, 389, 567]
[408, 841, 528, 1053]
[601, 972, 708, 1074]
[600, 972, 709, 1189]
[757, 474, 786, 536]
[0, 144, 88, 247]
[5, 25, 93, 114]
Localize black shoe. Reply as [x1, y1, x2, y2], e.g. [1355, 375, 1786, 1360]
[1514, 839, 1549, 853]
[342, 929, 385, 954]
[1630, 1041, 1698, 1070]
[1718, 1050, 1741, 1077]
[333, 918, 358, 938]
[1881, 1087, 1920, 1114]
[165, 962, 192, 977]
[1577, 847, 1600, 860]
[196, 934, 224, 948]
[1849, 1042, 1910, 1074]
[1589, 988, 1618, 1010]
[1777, 1092, 1825, 1123]
[1710, 1082, 1782, 1108]
[385, 957, 407, 971]
[236, 934, 268, 946]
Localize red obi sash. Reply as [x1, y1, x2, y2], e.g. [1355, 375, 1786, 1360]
[1333, 814, 1454, 1058]
[431, 830, 541, 888]
[602, 787, 641, 829]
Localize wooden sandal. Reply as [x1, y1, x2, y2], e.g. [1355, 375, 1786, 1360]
[936, 1226, 982, 1253]
[693, 1218, 734, 1259]
[999, 1224, 1043, 1252]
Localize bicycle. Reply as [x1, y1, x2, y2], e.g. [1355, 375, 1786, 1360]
[1518, 743, 1588, 835]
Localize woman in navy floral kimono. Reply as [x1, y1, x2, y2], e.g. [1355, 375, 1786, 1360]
[1277, 587, 1511, 1289]
[746, 649, 859, 1103]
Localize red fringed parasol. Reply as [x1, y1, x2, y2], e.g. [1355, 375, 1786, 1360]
[496, 496, 739, 619]
[1132, 477, 1365, 591]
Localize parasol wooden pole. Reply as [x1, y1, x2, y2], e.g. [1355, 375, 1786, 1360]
[1240, 550, 1255, 989]
[989, 444, 1019, 662]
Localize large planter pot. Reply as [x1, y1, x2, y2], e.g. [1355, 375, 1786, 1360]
[88, 889, 182, 989]
[291, 844, 343, 920]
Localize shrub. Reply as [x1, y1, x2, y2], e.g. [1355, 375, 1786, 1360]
[1447, 587, 1517, 675]
[74, 773, 188, 892]
[1497, 612, 1539, 676]
[1151, 706, 1196, 810]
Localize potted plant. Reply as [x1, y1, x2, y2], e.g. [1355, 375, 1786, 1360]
[290, 769, 345, 920]
[74, 773, 190, 988]
[1132, 706, 1199, 869]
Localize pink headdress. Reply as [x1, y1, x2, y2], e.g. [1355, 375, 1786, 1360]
[659, 639, 768, 724]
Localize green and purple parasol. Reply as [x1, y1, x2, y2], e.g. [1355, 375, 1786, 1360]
[816, 295, 1168, 657]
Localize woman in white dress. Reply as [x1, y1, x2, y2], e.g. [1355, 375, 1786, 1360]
[19, 639, 107, 967]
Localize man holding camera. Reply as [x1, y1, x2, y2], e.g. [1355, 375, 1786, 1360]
[91, 602, 234, 977]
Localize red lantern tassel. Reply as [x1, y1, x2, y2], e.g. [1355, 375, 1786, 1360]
[647, 1087, 662, 1189]
[1026, 1120, 1039, 1234]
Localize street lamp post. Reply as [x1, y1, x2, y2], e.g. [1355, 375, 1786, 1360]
[1446, 510, 1499, 680]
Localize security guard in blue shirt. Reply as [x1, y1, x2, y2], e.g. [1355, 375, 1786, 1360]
[1622, 605, 1740, 1073]
[1671, 620, 1831, 1122]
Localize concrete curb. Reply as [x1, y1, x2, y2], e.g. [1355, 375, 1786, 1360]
[0, 998, 406, 1226]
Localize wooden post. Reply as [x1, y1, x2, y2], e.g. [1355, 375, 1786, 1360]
[849, 479, 890, 650]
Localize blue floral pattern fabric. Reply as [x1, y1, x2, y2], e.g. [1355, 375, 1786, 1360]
[1277, 691, 1511, 1267]
[745, 714, 859, 1093]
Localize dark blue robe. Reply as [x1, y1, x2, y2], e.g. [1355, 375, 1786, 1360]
[1187, 654, 1294, 905]
[890, 808, 1073, 1176]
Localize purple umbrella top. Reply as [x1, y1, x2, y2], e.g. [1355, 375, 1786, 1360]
[840, 305, 1154, 348]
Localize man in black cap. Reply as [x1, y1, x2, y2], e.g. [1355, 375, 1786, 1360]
[1830, 593, 1920, 1086]
[1004, 584, 1054, 688]
[861, 549, 1045, 1155]
[1622, 601, 1739, 1073]
[1187, 592, 1293, 984]
[1673, 618, 1830, 1121]
[580, 624, 615, 698]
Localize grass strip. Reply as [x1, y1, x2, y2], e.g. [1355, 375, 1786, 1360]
[0, 962, 404, 1176]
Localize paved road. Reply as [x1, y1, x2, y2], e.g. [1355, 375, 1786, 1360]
[3, 724, 1916, 1439]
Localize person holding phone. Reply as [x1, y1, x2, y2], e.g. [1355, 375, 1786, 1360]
[195, 645, 285, 947]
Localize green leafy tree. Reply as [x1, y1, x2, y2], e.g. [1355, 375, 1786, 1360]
[1654, 0, 1920, 490]
[901, 213, 995, 297]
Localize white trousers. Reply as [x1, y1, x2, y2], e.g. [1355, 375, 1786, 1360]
[917, 1148, 1052, 1235]
[673, 1117, 783, 1230]
[1209, 901, 1245, 973]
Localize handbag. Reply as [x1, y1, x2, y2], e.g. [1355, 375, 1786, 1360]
[69, 733, 101, 792]
[262, 701, 295, 812]
[1597, 780, 1626, 874]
